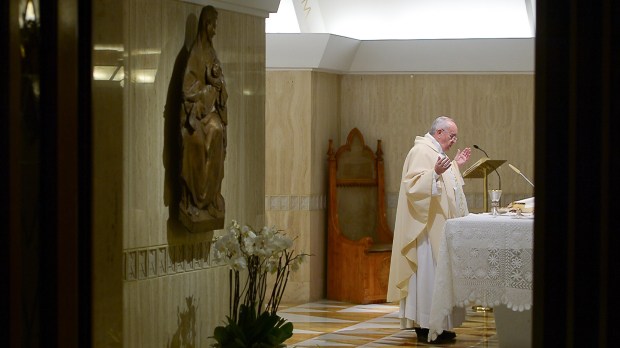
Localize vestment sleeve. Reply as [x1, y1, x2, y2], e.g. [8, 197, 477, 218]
[402, 147, 437, 226]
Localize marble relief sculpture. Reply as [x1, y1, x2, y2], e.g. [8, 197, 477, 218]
[179, 5, 227, 232]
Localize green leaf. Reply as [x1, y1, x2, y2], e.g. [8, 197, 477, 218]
[211, 304, 293, 347]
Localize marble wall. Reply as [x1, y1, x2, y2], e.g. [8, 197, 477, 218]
[92, 0, 266, 346]
[339, 74, 535, 218]
[265, 71, 340, 302]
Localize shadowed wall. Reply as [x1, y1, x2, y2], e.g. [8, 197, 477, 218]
[92, 1, 266, 346]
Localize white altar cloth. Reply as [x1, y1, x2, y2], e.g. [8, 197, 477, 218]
[428, 213, 533, 343]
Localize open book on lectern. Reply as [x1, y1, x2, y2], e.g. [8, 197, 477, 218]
[462, 157, 506, 179]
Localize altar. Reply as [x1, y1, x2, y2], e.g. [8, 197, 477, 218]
[428, 213, 533, 347]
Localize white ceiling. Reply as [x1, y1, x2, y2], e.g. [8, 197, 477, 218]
[265, 0, 536, 73]
[191, 0, 536, 73]
[266, 0, 536, 40]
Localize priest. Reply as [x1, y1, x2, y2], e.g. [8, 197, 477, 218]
[387, 116, 471, 343]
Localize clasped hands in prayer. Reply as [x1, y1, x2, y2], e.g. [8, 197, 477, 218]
[434, 147, 471, 175]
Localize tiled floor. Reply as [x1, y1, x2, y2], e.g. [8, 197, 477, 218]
[278, 300, 498, 347]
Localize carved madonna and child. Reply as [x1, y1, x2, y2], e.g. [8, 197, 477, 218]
[177, 5, 228, 232]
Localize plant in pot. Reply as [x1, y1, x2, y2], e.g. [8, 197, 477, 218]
[211, 220, 308, 347]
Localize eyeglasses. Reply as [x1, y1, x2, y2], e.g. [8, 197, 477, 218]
[441, 129, 458, 141]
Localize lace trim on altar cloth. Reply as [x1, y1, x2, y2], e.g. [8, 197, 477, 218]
[428, 214, 533, 342]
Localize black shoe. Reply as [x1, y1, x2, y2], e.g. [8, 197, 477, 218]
[414, 327, 429, 341]
[415, 328, 456, 344]
[430, 330, 456, 344]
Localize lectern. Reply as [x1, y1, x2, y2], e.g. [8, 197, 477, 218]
[462, 157, 506, 212]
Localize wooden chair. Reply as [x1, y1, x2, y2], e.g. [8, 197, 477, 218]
[326, 128, 393, 304]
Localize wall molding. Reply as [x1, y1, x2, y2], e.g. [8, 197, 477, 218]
[267, 34, 535, 74]
[123, 241, 225, 281]
[265, 194, 326, 211]
[181, 0, 280, 17]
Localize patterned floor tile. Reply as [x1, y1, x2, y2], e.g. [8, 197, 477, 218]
[279, 301, 499, 348]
